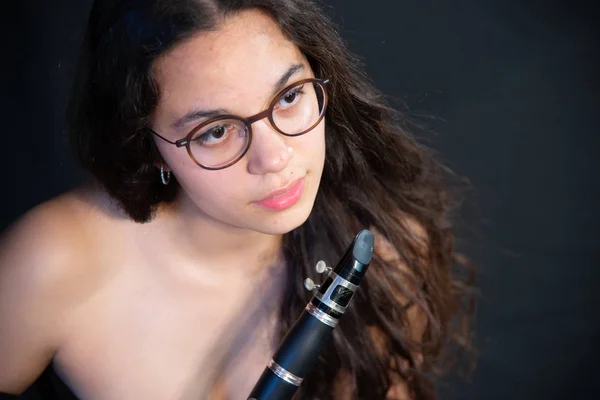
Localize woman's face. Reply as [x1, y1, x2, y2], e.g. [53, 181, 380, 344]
[151, 9, 326, 235]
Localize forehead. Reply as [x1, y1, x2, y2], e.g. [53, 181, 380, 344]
[152, 9, 310, 118]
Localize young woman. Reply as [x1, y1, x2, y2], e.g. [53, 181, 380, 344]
[0, 0, 474, 399]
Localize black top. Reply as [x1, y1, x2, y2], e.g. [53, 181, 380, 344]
[0, 366, 79, 400]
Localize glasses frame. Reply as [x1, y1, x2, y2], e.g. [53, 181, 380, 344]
[149, 77, 330, 170]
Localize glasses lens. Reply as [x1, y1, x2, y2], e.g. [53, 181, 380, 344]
[271, 81, 326, 135]
[189, 118, 249, 168]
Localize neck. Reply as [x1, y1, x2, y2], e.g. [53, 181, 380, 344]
[157, 192, 284, 276]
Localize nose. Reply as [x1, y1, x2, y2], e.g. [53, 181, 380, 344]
[246, 119, 294, 175]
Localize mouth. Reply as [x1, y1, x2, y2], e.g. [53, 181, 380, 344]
[254, 177, 306, 211]
[260, 177, 304, 200]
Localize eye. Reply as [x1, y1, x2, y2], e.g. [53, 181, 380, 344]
[196, 123, 236, 146]
[276, 85, 304, 110]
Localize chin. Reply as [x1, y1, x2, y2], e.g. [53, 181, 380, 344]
[240, 172, 319, 235]
[250, 187, 318, 235]
[253, 202, 314, 235]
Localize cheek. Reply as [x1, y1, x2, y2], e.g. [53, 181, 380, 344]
[178, 169, 234, 200]
[290, 122, 325, 155]
[298, 123, 326, 164]
[173, 161, 249, 209]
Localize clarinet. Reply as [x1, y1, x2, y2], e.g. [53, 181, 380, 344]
[247, 229, 374, 400]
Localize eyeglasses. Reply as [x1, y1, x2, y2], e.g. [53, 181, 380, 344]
[150, 78, 329, 170]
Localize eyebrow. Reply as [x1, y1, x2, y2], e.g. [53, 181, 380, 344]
[170, 63, 306, 130]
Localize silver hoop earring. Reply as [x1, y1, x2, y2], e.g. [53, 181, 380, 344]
[160, 165, 171, 185]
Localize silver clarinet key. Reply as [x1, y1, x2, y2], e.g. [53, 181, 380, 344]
[304, 277, 320, 291]
[315, 260, 331, 274]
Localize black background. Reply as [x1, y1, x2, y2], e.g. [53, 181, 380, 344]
[1, 1, 599, 399]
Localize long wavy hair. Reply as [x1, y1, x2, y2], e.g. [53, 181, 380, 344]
[68, 0, 476, 398]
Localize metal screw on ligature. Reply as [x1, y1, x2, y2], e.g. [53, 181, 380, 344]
[315, 260, 332, 274]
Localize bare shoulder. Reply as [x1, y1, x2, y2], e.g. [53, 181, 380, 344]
[0, 185, 118, 392]
[2, 188, 91, 285]
[0, 184, 118, 279]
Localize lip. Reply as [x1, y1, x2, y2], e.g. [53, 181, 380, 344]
[255, 177, 305, 211]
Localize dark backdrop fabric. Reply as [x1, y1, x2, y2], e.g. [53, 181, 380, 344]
[1, 1, 599, 399]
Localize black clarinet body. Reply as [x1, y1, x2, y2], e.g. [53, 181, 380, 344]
[248, 229, 375, 400]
